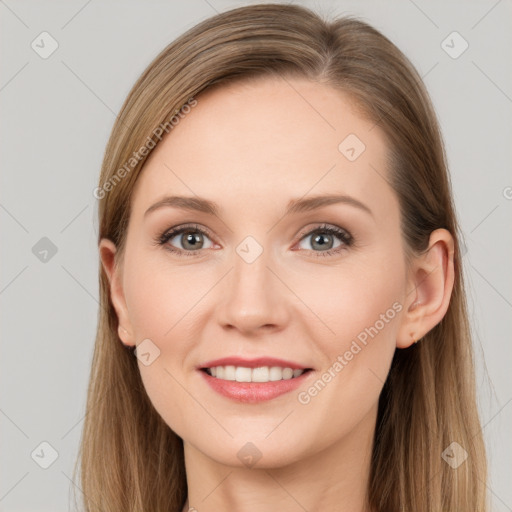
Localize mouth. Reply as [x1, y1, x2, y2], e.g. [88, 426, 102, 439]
[197, 357, 314, 403]
[200, 365, 312, 383]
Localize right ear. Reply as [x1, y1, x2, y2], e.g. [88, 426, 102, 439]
[99, 238, 135, 347]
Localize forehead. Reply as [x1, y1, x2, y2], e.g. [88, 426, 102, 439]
[131, 76, 396, 218]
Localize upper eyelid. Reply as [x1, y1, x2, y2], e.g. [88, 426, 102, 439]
[163, 223, 215, 240]
[296, 224, 351, 239]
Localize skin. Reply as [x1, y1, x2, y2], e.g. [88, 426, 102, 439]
[100, 76, 454, 512]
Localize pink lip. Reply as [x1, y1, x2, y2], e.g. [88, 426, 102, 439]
[198, 369, 313, 403]
[198, 356, 311, 370]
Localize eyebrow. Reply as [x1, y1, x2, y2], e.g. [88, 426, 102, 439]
[144, 193, 373, 218]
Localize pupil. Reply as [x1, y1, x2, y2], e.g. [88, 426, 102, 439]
[183, 231, 202, 250]
[313, 233, 332, 250]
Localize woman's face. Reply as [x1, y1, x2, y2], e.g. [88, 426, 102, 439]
[103, 76, 416, 468]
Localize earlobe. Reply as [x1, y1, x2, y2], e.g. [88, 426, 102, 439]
[99, 238, 136, 347]
[396, 228, 455, 349]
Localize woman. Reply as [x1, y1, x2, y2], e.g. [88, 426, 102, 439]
[75, 3, 487, 511]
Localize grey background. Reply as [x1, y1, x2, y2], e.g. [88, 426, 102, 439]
[1, 0, 511, 510]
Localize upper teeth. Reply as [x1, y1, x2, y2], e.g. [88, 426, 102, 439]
[207, 366, 305, 382]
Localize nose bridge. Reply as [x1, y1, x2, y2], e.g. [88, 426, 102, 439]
[218, 237, 288, 332]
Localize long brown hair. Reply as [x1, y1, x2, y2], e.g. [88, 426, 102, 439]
[74, 4, 487, 511]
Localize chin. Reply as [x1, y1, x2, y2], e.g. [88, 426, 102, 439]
[183, 428, 321, 470]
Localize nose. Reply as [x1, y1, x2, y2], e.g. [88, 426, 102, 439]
[217, 247, 290, 335]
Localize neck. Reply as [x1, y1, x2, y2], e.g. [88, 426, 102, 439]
[181, 406, 376, 512]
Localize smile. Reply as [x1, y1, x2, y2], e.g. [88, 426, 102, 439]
[203, 365, 307, 382]
[199, 367, 313, 403]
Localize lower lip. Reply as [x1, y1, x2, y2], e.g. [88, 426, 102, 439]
[199, 369, 312, 403]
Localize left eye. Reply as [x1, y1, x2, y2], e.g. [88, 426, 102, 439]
[296, 226, 351, 253]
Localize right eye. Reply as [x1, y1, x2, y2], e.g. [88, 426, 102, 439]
[156, 224, 216, 257]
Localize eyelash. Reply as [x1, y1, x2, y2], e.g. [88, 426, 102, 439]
[153, 223, 354, 258]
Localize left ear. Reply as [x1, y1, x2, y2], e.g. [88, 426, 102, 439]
[396, 228, 455, 349]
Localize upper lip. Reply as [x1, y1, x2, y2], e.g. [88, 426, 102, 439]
[199, 357, 312, 370]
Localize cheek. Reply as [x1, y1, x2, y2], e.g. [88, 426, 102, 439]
[123, 248, 200, 340]
[294, 250, 404, 405]
[287, 272, 402, 455]
[122, 253, 206, 436]
[296, 252, 404, 346]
